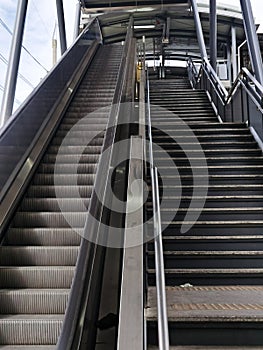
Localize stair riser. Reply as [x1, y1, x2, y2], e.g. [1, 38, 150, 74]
[147, 322, 263, 346]
[148, 240, 263, 251]
[148, 274, 263, 286]
[148, 256, 263, 269]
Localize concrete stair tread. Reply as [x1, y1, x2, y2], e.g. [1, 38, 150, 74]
[146, 286, 263, 321]
[149, 251, 263, 256]
[162, 235, 263, 240]
[148, 347, 263, 349]
[148, 268, 263, 273]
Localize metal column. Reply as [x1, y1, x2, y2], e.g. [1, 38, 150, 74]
[0, 0, 28, 126]
[56, 0, 67, 54]
[74, 1, 81, 40]
[190, 0, 208, 59]
[227, 43, 232, 82]
[231, 26, 238, 81]
[240, 0, 263, 85]
[210, 0, 217, 70]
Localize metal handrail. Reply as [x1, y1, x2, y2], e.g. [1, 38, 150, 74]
[117, 136, 144, 350]
[57, 17, 135, 350]
[146, 69, 170, 350]
[188, 56, 263, 109]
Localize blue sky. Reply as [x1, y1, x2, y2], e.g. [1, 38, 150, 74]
[0, 0, 263, 115]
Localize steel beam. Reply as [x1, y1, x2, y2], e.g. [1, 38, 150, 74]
[74, 1, 81, 40]
[240, 0, 263, 85]
[231, 26, 238, 81]
[56, 0, 67, 54]
[190, 0, 208, 59]
[227, 43, 232, 82]
[210, 0, 217, 70]
[0, 0, 28, 126]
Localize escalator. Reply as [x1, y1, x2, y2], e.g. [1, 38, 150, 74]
[146, 76, 263, 347]
[0, 44, 123, 349]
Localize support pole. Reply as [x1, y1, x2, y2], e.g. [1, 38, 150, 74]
[227, 43, 232, 82]
[239, 0, 263, 85]
[210, 0, 217, 70]
[231, 26, 238, 81]
[0, 0, 28, 126]
[73, 1, 81, 40]
[52, 24, 57, 66]
[190, 0, 208, 59]
[56, 0, 67, 55]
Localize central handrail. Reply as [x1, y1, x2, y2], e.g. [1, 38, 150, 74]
[146, 69, 170, 350]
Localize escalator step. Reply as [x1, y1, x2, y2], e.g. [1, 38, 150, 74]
[38, 163, 97, 174]
[0, 289, 69, 314]
[20, 198, 90, 212]
[1, 43, 123, 347]
[5, 228, 81, 246]
[0, 246, 78, 266]
[0, 315, 63, 345]
[12, 212, 87, 228]
[26, 185, 93, 198]
[0, 267, 74, 288]
[32, 174, 95, 186]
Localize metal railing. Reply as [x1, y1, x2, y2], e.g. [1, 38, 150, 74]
[187, 57, 263, 142]
[57, 16, 135, 350]
[146, 69, 170, 350]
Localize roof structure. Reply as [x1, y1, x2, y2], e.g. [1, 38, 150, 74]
[81, 1, 246, 60]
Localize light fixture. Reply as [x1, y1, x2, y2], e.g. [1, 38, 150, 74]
[134, 25, 155, 29]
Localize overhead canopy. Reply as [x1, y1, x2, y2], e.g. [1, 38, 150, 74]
[81, 0, 189, 12]
[81, 1, 247, 60]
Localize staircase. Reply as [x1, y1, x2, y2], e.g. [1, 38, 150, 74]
[146, 78, 263, 347]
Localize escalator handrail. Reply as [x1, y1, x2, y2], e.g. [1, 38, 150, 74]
[146, 69, 170, 350]
[56, 16, 135, 350]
